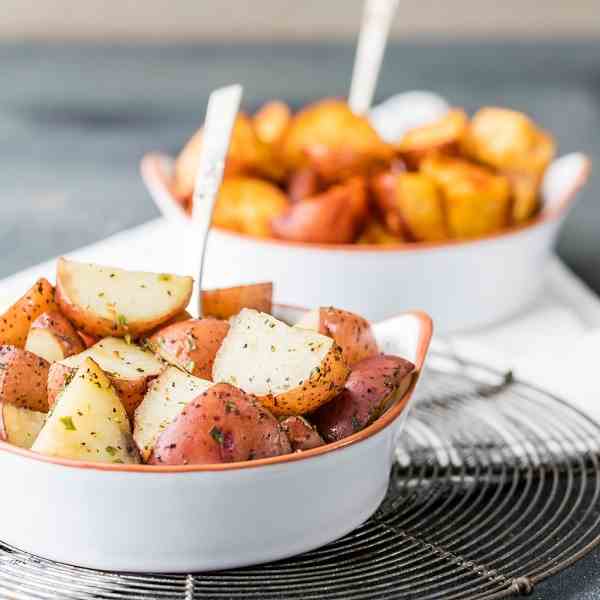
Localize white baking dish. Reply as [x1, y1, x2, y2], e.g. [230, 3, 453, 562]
[0, 307, 431, 573]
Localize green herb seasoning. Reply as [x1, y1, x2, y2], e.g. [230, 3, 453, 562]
[105, 446, 117, 456]
[210, 426, 224, 445]
[60, 416, 76, 431]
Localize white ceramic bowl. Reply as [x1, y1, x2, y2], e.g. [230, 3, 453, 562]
[141, 150, 590, 334]
[0, 307, 431, 573]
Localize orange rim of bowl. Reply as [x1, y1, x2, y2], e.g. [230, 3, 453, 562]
[0, 310, 433, 473]
[141, 152, 591, 253]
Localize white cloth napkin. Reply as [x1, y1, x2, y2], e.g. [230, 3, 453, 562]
[1, 218, 598, 421]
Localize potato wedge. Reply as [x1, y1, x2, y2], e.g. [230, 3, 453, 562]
[149, 383, 291, 465]
[280, 416, 324, 452]
[0, 404, 46, 449]
[296, 307, 379, 367]
[372, 171, 448, 242]
[356, 218, 405, 245]
[48, 337, 164, 418]
[201, 283, 273, 320]
[271, 177, 367, 244]
[212, 177, 289, 238]
[0, 278, 57, 348]
[134, 366, 213, 461]
[56, 258, 193, 338]
[213, 308, 349, 416]
[421, 156, 511, 238]
[32, 357, 140, 464]
[25, 310, 85, 363]
[149, 318, 229, 380]
[396, 108, 467, 167]
[0, 346, 50, 412]
[281, 99, 393, 177]
[253, 100, 291, 147]
[313, 355, 415, 442]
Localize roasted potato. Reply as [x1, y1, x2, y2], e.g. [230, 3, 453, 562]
[172, 113, 285, 202]
[0, 346, 50, 412]
[296, 307, 379, 367]
[25, 310, 85, 363]
[149, 318, 229, 380]
[201, 282, 273, 320]
[253, 100, 291, 147]
[312, 354, 415, 442]
[0, 278, 57, 348]
[48, 337, 164, 419]
[281, 99, 393, 178]
[271, 177, 367, 244]
[421, 156, 511, 238]
[462, 107, 556, 222]
[213, 308, 349, 416]
[0, 403, 46, 449]
[213, 177, 289, 238]
[149, 383, 291, 465]
[396, 109, 468, 167]
[134, 366, 213, 461]
[32, 357, 140, 464]
[56, 258, 193, 338]
[280, 416, 324, 452]
[356, 218, 405, 245]
[372, 171, 447, 242]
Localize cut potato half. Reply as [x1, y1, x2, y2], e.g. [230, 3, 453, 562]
[48, 337, 164, 418]
[0, 404, 46, 449]
[55, 258, 193, 338]
[134, 366, 213, 461]
[213, 308, 349, 416]
[25, 310, 85, 363]
[32, 357, 140, 464]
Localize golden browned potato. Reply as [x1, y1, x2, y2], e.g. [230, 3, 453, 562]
[56, 258, 193, 338]
[281, 99, 393, 179]
[213, 309, 349, 416]
[0, 345, 50, 412]
[312, 354, 415, 442]
[296, 307, 379, 367]
[356, 218, 405, 245]
[253, 100, 291, 147]
[48, 337, 164, 419]
[213, 177, 289, 238]
[149, 318, 230, 380]
[372, 171, 448, 242]
[201, 282, 273, 320]
[396, 108, 468, 167]
[25, 310, 85, 363]
[462, 107, 556, 222]
[149, 383, 291, 465]
[280, 416, 324, 452]
[172, 113, 284, 201]
[421, 156, 511, 239]
[271, 177, 366, 244]
[0, 278, 57, 348]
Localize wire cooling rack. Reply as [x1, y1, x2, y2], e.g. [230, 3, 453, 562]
[1, 352, 599, 599]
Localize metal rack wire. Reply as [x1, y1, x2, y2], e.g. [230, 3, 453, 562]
[1, 352, 599, 599]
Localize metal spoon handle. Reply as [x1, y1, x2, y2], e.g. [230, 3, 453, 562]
[189, 83, 243, 316]
[348, 0, 399, 115]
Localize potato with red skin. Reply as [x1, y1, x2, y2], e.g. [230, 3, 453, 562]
[272, 178, 367, 244]
[296, 307, 379, 367]
[149, 383, 291, 465]
[77, 331, 99, 348]
[312, 355, 415, 442]
[201, 283, 273, 321]
[287, 167, 322, 204]
[0, 345, 50, 412]
[149, 318, 229, 380]
[0, 278, 57, 348]
[25, 310, 85, 363]
[280, 416, 324, 452]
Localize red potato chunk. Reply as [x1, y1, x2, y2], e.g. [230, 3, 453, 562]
[280, 416, 324, 452]
[312, 355, 415, 442]
[149, 383, 291, 465]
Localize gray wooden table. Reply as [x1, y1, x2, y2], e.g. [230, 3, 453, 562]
[0, 41, 599, 598]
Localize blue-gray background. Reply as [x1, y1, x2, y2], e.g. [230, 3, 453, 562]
[0, 41, 599, 597]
